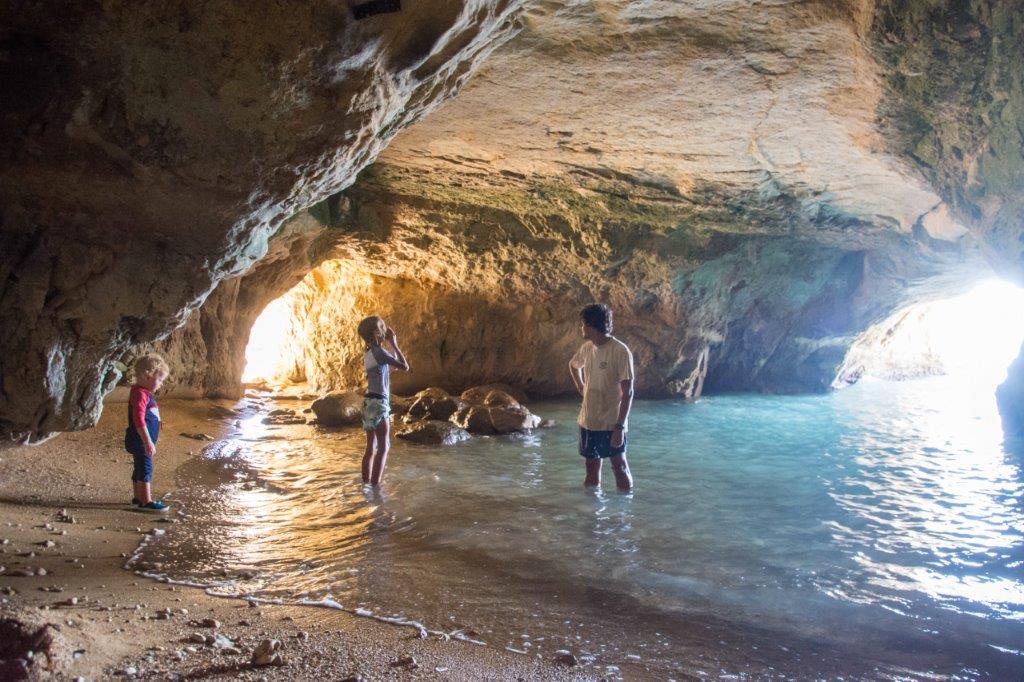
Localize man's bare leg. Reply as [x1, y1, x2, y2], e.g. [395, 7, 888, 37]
[610, 455, 633, 492]
[584, 458, 602, 488]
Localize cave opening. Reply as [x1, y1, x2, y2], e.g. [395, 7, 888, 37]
[835, 278, 1024, 392]
[241, 290, 304, 387]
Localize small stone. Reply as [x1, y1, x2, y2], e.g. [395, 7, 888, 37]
[211, 634, 235, 649]
[296, 631, 309, 641]
[189, 632, 207, 644]
[252, 639, 284, 667]
[200, 618, 220, 628]
[148, 528, 166, 536]
[36, 567, 47, 576]
[124, 666, 137, 676]
[40, 540, 56, 548]
[391, 655, 418, 669]
[555, 652, 579, 666]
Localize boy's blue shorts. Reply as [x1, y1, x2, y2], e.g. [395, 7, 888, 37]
[579, 427, 627, 459]
[131, 453, 153, 483]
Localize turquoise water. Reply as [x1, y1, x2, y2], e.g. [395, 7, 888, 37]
[135, 376, 1024, 678]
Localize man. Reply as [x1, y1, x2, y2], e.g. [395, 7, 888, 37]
[569, 303, 635, 491]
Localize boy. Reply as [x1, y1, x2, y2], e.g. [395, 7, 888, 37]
[568, 303, 635, 491]
[124, 353, 170, 512]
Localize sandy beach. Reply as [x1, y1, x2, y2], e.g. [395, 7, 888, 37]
[0, 398, 609, 681]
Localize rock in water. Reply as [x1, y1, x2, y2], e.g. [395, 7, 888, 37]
[310, 391, 364, 427]
[451, 403, 541, 435]
[397, 420, 471, 446]
[406, 388, 463, 421]
[460, 384, 529, 405]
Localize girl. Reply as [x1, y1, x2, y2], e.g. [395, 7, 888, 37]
[357, 316, 410, 485]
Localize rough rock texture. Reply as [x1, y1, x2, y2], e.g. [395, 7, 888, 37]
[310, 391, 364, 428]
[407, 388, 464, 422]
[209, 0, 989, 400]
[226, 177, 963, 399]
[0, 0, 526, 442]
[997, 345, 1024, 436]
[397, 420, 472, 446]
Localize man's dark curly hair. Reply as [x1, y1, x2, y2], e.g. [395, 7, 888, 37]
[580, 303, 612, 334]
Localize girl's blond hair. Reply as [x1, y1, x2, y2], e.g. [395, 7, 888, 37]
[357, 316, 386, 347]
[133, 353, 170, 380]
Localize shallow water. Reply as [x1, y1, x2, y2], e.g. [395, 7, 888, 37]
[135, 376, 1024, 678]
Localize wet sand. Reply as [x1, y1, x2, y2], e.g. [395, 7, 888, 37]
[0, 398, 609, 681]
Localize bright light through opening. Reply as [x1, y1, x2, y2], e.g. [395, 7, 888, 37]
[242, 295, 298, 384]
[924, 279, 1024, 380]
[839, 278, 1024, 386]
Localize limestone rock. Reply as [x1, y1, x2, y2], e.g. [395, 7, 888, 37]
[261, 409, 307, 426]
[252, 639, 284, 667]
[310, 392, 363, 428]
[397, 421, 471, 446]
[461, 384, 528, 405]
[407, 388, 463, 421]
[0, 0, 529, 441]
[451, 403, 540, 435]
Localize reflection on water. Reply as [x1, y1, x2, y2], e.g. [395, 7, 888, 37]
[134, 376, 1024, 678]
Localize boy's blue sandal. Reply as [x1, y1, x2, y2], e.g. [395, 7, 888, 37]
[139, 500, 169, 513]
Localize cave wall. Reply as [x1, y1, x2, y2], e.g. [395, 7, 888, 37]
[871, 0, 1024, 429]
[0, 0, 527, 443]
[201, 177, 962, 402]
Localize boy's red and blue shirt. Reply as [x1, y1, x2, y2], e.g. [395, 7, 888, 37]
[124, 385, 161, 455]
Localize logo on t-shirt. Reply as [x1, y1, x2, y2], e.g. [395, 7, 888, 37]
[599, 361, 608, 369]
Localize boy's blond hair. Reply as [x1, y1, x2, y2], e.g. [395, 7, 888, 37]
[133, 353, 170, 381]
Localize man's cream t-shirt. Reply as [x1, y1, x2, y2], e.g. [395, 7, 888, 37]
[570, 337, 635, 431]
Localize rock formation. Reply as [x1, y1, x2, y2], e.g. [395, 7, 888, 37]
[3, 1, 1023, 440]
[0, 0, 526, 442]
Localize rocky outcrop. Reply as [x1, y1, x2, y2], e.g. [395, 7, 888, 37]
[309, 391, 363, 428]
[0, 0, 527, 442]
[997, 344, 1024, 436]
[407, 388, 463, 422]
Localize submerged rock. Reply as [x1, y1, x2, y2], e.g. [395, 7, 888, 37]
[261, 409, 307, 426]
[451, 403, 541, 435]
[310, 391, 363, 427]
[397, 421, 471, 446]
